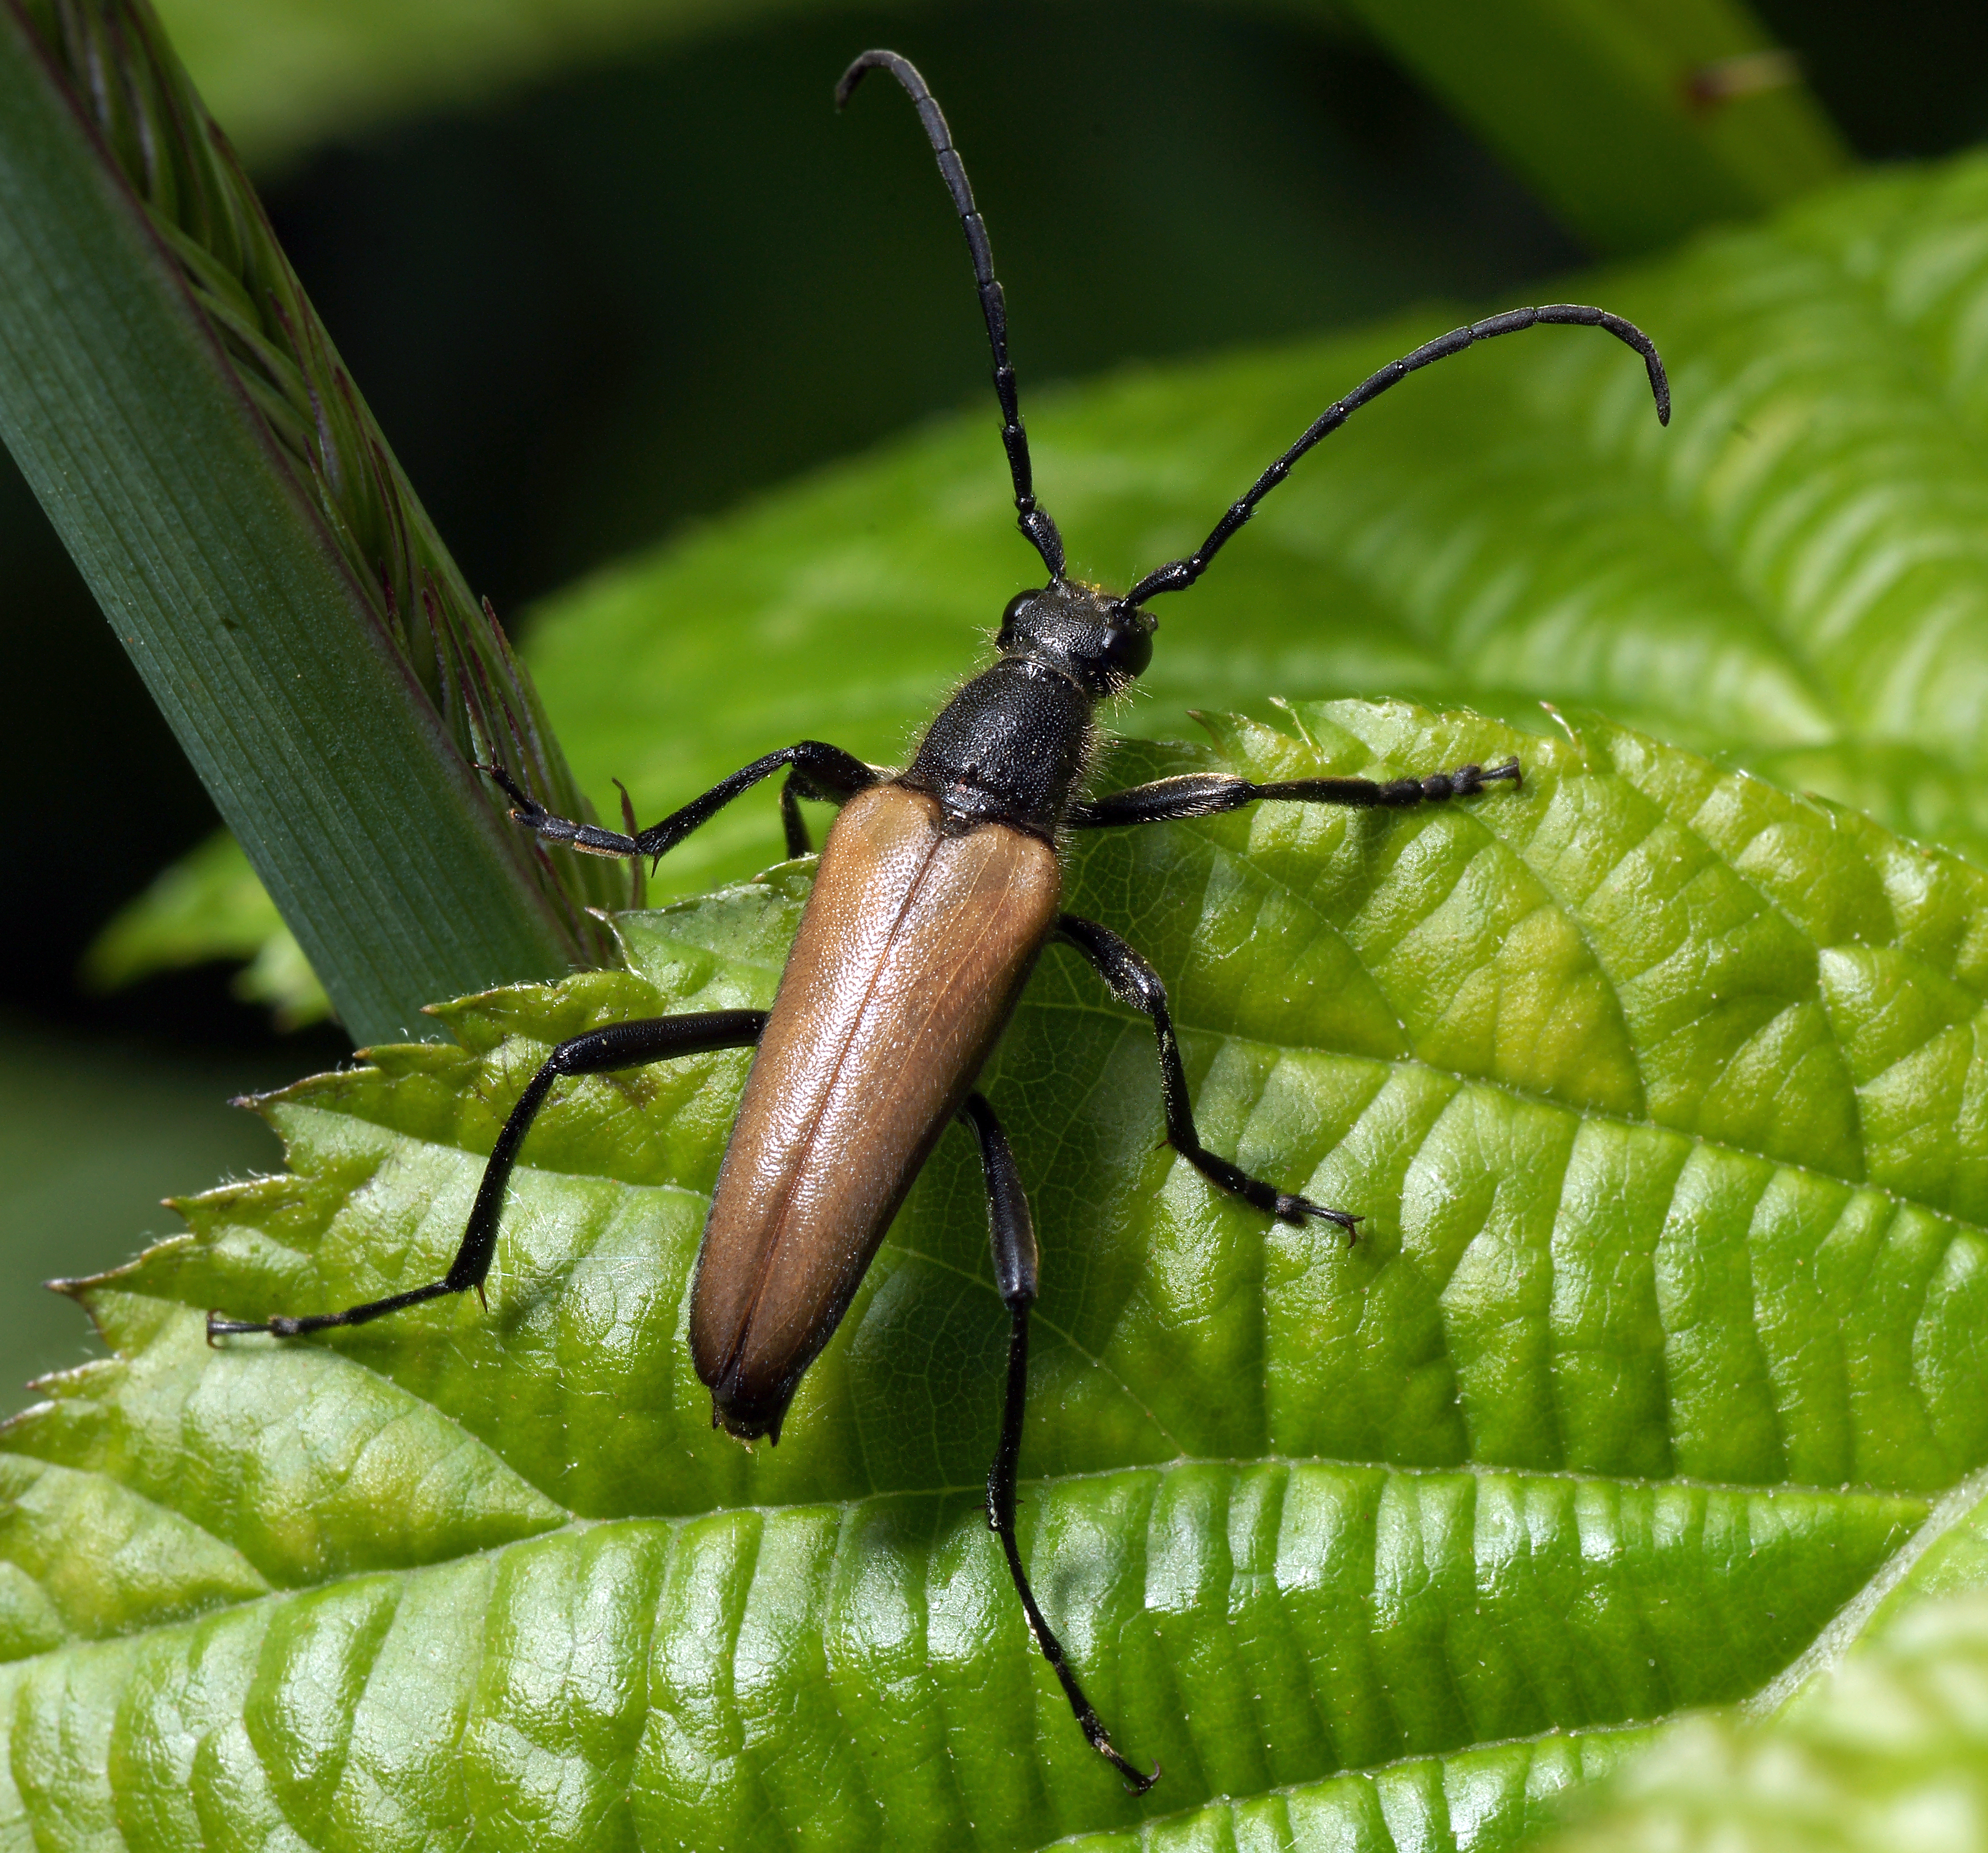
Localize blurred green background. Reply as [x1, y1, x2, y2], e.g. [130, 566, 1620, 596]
[2, 0, 1985, 1405]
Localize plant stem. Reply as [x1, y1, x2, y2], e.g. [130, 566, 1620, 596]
[0, 0, 626, 1045]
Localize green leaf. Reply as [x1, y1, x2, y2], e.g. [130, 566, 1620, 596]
[0, 0, 623, 1045]
[8, 702, 1988, 1846]
[84, 831, 329, 1027]
[1540, 1590, 1988, 1851]
[1331, 0, 1847, 254]
[1520, 1463, 1988, 1849]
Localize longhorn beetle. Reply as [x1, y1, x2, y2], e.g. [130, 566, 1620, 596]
[211, 49, 1670, 1791]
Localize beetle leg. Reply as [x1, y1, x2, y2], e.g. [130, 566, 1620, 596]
[779, 777, 811, 857]
[1055, 916, 1360, 1239]
[1066, 756, 1521, 828]
[480, 742, 882, 868]
[959, 1092, 1158, 1795]
[208, 1010, 768, 1341]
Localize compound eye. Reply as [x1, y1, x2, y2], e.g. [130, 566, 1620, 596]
[998, 588, 1043, 649]
[1105, 621, 1153, 681]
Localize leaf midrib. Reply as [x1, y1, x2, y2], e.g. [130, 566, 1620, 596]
[0, 1443, 1924, 1660]
[1744, 1458, 1988, 1716]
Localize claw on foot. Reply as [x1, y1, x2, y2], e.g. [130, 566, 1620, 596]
[1119, 1756, 1162, 1796]
[1434, 756, 1524, 800]
[475, 761, 539, 817]
[206, 1311, 310, 1342]
[1277, 1193, 1362, 1245]
[1089, 1730, 1161, 1795]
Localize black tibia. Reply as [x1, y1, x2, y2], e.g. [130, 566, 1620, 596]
[1069, 756, 1522, 828]
[780, 777, 811, 858]
[1055, 916, 1360, 1239]
[836, 50, 1065, 580]
[1124, 305, 1669, 608]
[959, 1091, 1157, 1794]
[208, 1011, 768, 1343]
[959, 1092, 1038, 1305]
[481, 743, 877, 867]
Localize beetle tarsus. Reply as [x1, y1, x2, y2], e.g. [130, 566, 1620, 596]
[1430, 756, 1524, 800]
[1079, 1703, 1160, 1792]
[1091, 1736, 1161, 1796]
[488, 743, 881, 871]
[208, 1279, 462, 1340]
[1071, 751, 1525, 828]
[1277, 1192, 1362, 1237]
[482, 765, 645, 857]
[475, 761, 536, 815]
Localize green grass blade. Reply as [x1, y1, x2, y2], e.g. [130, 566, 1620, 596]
[1330, 0, 1847, 252]
[0, 0, 625, 1045]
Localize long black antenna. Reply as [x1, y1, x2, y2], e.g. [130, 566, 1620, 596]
[838, 50, 1066, 582]
[1124, 304, 1671, 608]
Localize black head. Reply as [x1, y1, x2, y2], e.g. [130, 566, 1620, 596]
[997, 582, 1154, 698]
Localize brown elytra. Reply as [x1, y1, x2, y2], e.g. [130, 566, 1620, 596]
[690, 782, 1060, 1441]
